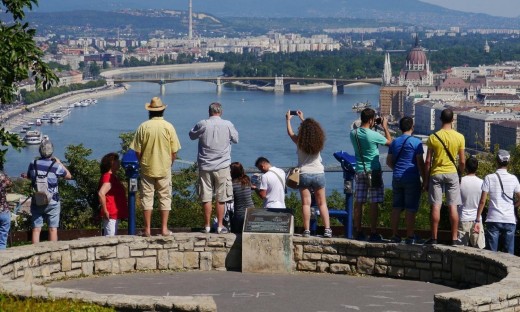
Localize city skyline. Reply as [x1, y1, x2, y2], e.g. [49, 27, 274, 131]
[421, 0, 520, 18]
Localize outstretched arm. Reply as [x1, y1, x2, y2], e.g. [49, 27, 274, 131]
[286, 111, 299, 144]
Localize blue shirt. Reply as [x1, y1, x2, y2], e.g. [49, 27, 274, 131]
[189, 116, 239, 171]
[388, 134, 424, 182]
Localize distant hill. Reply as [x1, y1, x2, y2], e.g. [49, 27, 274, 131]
[28, 0, 519, 28]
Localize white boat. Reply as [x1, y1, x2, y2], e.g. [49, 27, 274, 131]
[35, 119, 42, 126]
[40, 114, 51, 123]
[49, 108, 70, 119]
[74, 102, 82, 107]
[51, 116, 63, 123]
[352, 101, 371, 112]
[24, 130, 43, 145]
[68, 103, 76, 108]
[20, 129, 27, 134]
[22, 125, 31, 130]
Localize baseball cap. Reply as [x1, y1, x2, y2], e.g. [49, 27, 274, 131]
[497, 149, 510, 162]
[39, 139, 54, 158]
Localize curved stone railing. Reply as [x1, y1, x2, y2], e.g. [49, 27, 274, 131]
[0, 234, 519, 312]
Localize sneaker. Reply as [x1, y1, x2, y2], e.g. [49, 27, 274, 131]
[405, 235, 421, 245]
[302, 230, 311, 237]
[201, 227, 211, 234]
[451, 239, 464, 246]
[368, 233, 383, 242]
[323, 228, 332, 238]
[217, 227, 229, 234]
[424, 238, 438, 245]
[355, 231, 366, 241]
[389, 235, 402, 243]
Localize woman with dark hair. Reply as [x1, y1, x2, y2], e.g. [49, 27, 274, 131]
[230, 162, 254, 233]
[98, 153, 128, 236]
[286, 111, 331, 238]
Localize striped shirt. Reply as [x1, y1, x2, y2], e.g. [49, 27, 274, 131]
[482, 169, 520, 224]
[27, 158, 67, 203]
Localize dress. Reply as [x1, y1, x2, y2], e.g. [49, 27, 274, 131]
[231, 181, 254, 233]
[0, 171, 11, 249]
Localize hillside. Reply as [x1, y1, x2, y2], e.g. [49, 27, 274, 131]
[30, 0, 518, 28]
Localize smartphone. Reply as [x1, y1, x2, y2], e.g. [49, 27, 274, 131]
[290, 110, 298, 115]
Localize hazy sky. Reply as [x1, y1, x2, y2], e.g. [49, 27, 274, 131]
[421, 0, 520, 17]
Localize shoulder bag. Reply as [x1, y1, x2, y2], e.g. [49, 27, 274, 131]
[269, 168, 287, 193]
[495, 172, 516, 203]
[433, 132, 461, 182]
[354, 129, 382, 188]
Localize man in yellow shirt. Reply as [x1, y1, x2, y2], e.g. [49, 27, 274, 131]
[130, 97, 181, 237]
[424, 108, 465, 246]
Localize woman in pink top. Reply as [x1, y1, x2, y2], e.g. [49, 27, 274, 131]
[98, 153, 128, 236]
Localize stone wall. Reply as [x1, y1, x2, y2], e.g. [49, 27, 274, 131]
[0, 234, 241, 312]
[293, 237, 520, 312]
[1, 234, 520, 312]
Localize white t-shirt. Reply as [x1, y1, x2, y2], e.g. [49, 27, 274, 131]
[458, 175, 483, 222]
[482, 169, 520, 224]
[259, 167, 286, 209]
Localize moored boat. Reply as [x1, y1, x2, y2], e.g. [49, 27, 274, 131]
[352, 101, 371, 112]
[24, 130, 43, 145]
[50, 116, 63, 123]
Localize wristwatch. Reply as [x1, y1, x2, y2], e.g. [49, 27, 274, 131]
[474, 219, 481, 223]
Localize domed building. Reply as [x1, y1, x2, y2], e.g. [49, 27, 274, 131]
[398, 36, 433, 88]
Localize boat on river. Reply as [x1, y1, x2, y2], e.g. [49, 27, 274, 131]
[24, 130, 43, 145]
[352, 101, 371, 112]
[51, 116, 63, 123]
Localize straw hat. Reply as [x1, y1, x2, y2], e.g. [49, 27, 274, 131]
[145, 97, 167, 111]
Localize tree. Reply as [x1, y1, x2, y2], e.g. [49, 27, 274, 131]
[0, 0, 58, 166]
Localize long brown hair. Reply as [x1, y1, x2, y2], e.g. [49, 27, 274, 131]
[100, 153, 119, 174]
[296, 118, 325, 155]
[230, 162, 251, 187]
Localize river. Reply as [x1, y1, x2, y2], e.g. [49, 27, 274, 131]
[6, 68, 382, 194]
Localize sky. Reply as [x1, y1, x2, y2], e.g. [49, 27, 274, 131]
[421, 0, 520, 17]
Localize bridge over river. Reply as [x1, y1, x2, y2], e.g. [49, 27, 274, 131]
[111, 76, 382, 94]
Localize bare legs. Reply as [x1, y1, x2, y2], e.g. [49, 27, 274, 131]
[300, 187, 330, 231]
[203, 201, 225, 229]
[32, 227, 58, 244]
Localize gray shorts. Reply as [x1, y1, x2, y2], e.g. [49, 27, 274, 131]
[428, 173, 461, 206]
[198, 167, 233, 203]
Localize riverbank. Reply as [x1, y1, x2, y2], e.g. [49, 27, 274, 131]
[1, 84, 128, 133]
[101, 62, 225, 78]
[232, 81, 332, 92]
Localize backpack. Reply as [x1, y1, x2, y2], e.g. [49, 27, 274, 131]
[32, 159, 56, 208]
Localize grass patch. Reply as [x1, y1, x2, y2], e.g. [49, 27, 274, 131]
[0, 294, 115, 312]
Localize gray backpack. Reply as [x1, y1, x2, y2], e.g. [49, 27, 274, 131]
[32, 159, 56, 208]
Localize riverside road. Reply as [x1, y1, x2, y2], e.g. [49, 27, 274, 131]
[50, 271, 454, 312]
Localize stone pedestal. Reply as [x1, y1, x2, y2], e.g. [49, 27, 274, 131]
[242, 233, 293, 273]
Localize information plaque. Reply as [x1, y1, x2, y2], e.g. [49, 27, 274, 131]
[243, 208, 293, 234]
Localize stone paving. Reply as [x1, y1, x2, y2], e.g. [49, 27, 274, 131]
[49, 271, 455, 312]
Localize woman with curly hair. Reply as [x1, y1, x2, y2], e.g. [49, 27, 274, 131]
[230, 162, 255, 233]
[98, 153, 128, 236]
[286, 110, 331, 238]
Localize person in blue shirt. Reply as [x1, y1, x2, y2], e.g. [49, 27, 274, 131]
[386, 116, 425, 244]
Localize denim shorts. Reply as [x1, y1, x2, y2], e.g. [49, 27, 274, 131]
[299, 173, 326, 190]
[392, 179, 421, 212]
[31, 202, 60, 228]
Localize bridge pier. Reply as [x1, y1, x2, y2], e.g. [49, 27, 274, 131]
[332, 79, 338, 95]
[337, 85, 345, 94]
[216, 77, 222, 94]
[274, 76, 284, 93]
[159, 80, 166, 95]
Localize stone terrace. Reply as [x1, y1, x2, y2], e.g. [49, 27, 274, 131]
[0, 234, 519, 311]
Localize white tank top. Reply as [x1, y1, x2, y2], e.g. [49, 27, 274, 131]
[297, 149, 324, 174]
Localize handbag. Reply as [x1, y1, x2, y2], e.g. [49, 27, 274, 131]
[286, 167, 300, 189]
[354, 129, 383, 188]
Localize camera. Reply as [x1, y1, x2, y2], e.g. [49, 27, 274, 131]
[375, 117, 382, 125]
[251, 173, 262, 188]
[290, 110, 298, 115]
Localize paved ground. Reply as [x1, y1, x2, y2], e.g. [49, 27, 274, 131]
[49, 271, 455, 312]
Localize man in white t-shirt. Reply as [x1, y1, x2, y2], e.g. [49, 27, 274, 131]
[254, 157, 286, 209]
[474, 150, 520, 254]
[458, 156, 483, 247]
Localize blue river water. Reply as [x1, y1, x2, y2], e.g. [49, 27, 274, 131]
[6, 70, 382, 193]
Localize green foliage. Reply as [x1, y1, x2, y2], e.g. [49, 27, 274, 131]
[0, 0, 58, 104]
[0, 127, 24, 168]
[0, 294, 115, 312]
[21, 80, 106, 104]
[47, 61, 71, 71]
[60, 144, 100, 229]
